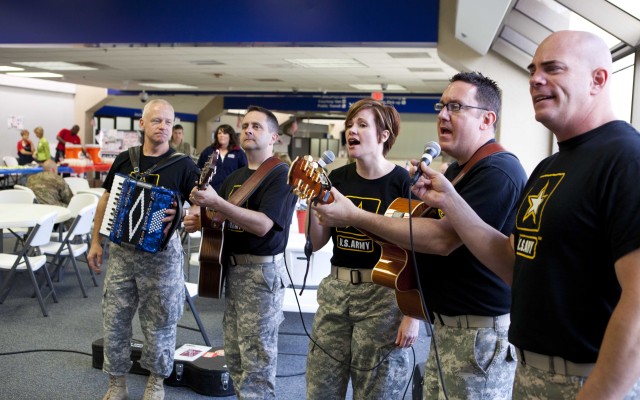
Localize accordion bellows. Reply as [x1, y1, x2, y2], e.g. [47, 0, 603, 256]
[100, 174, 177, 253]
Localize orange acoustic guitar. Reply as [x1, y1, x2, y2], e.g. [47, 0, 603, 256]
[288, 155, 430, 320]
[197, 150, 227, 299]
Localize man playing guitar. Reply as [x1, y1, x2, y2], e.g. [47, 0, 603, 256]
[312, 73, 527, 399]
[184, 106, 297, 400]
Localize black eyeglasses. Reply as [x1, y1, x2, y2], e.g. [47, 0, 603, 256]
[434, 102, 489, 112]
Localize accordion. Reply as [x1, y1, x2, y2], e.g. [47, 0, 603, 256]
[99, 174, 181, 253]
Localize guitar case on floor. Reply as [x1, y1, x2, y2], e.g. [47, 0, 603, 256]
[91, 338, 235, 397]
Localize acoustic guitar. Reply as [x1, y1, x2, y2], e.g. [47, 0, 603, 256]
[197, 150, 227, 299]
[287, 155, 429, 320]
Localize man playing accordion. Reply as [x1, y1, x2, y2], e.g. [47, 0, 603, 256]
[88, 99, 200, 400]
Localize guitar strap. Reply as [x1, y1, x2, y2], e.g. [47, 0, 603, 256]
[450, 141, 505, 187]
[419, 141, 505, 218]
[226, 156, 287, 206]
[207, 156, 287, 227]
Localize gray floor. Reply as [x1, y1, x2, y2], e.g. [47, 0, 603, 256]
[0, 236, 430, 399]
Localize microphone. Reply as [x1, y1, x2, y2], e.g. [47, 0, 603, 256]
[317, 150, 335, 169]
[411, 141, 441, 184]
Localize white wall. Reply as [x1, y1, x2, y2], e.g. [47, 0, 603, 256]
[0, 76, 76, 161]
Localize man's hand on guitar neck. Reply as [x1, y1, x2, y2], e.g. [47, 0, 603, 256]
[311, 187, 365, 228]
[189, 185, 221, 210]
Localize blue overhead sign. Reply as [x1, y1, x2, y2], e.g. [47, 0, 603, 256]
[0, 1, 438, 44]
[224, 95, 440, 114]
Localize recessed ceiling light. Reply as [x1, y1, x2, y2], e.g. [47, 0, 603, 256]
[139, 83, 198, 89]
[13, 61, 97, 71]
[349, 84, 407, 91]
[6, 72, 64, 78]
[0, 66, 24, 72]
[285, 58, 365, 68]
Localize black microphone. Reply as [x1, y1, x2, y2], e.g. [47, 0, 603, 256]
[317, 150, 335, 169]
[411, 141, 441, 184]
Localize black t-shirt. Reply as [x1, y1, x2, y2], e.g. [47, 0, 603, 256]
[510, 121, 640, 363]
[417, 146, 527, 316]
[102, 147, 200, 202]
[329, 163, 412, 269]
[220, 163, 297, 256]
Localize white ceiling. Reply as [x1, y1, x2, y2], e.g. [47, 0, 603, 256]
[0, 45, 458, 114]
[1, 0, 639, 115]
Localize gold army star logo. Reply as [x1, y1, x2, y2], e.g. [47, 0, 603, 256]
[516, 172, 564, 233]
[522, 182, 549, 225]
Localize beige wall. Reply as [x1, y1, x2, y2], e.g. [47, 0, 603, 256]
[438, 0, 552, 175]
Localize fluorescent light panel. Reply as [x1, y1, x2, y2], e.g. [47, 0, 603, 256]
[0, 66, 24, 72]
[285, 58, 365, 68]
[139, 83, 198, 89]
[13, 61, 97, 71]
[6, 72, 64, 78]
[349, 84, 407, 91]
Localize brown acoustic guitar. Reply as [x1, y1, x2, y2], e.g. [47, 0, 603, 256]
[288, 155, 430, 320]
[197, 150, 227, 299]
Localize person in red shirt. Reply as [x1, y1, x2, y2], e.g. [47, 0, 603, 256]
[55, 124, 81, 161]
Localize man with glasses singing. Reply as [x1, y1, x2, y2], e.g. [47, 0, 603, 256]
[312, 71, 527, 399]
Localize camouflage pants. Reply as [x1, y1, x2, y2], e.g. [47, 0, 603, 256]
[223, 258, 285, 400]
[102, 234, 185, 377]
[513, 360, 640, 399]
[306, 276, 411, 400]
[423, 320, 517, 399]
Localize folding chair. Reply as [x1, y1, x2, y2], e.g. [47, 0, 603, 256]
[39, 204, 98, 298]
[0, 189, 37, 252]
[63, 177, 91, 195]
[0, 211, 58, 317]
[2, 156, 20, 186]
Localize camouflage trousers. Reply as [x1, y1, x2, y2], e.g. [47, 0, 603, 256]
[424, 319, 517, 399]
[513, 359, 640, 399]
[306, 276, 411, 400]
[223, 258, 285, 400]
[102, 234, 185, 377]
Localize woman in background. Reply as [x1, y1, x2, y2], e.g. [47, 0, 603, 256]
[17, 129, 34, 165]
[197, 124, 247, 193]
[33, 126, 51, 163]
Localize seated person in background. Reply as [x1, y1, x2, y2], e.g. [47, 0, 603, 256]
[17, 129, 34, 165]
[26, 160, 73, 206]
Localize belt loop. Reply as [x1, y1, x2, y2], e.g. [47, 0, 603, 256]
[519, 348, 526, 365]
[548, 356, 555, 375]
[350, 269, 361, 284]
[459, 315, 465, 329]
[436, 313, 445, 326]
[230, 255, 237, 266]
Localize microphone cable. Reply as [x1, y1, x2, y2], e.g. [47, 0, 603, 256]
[281, 197, 398, 373]
[406, 178, 450, 400]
